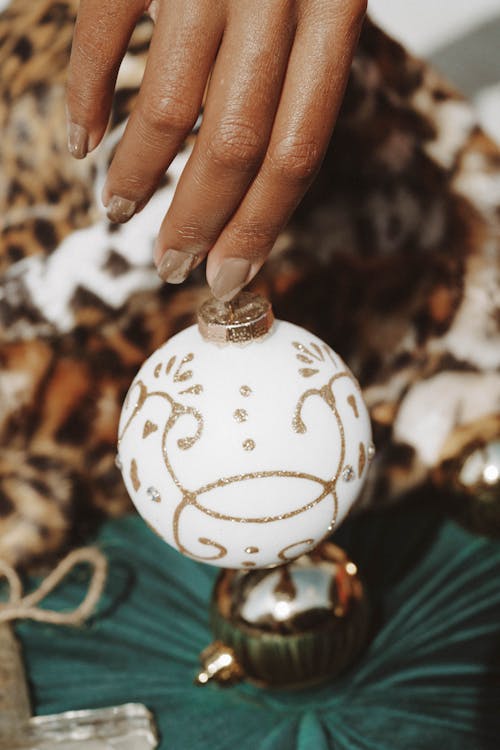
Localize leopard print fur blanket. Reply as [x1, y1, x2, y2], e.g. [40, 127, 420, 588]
[1, 0, 499, 566]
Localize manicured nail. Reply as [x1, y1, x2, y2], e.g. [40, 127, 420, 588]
[67, 122, 88, 159]
[153, 235, 163, 265]
[210, 257, 251, 302]
[156, 248, 198, 284]
[147, 0, 160, 21]
[106, 196, 137, 224]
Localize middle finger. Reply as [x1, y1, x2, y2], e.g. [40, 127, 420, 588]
[154, 0, 296, 283]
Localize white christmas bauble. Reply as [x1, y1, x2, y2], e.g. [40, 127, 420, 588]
[117, 294, 373, 569]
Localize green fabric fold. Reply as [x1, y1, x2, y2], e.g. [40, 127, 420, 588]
[17, 499, 500, 749]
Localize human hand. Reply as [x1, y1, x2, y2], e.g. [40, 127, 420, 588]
[66, 0, 366, 301]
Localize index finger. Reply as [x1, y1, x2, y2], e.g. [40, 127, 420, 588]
[66, 0, 145, 158]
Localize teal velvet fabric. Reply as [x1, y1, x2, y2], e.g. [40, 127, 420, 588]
[16, 500, 500, 749]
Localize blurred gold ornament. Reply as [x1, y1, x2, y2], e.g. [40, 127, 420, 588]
[436, 415, 500, 534]
[197, 542, 369, 688]
[458, 440, 500, 496]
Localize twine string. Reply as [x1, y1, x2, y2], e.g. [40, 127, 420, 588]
[0, 547, 108, 626]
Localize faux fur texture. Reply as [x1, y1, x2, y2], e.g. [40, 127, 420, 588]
[0, 0, 499, 566]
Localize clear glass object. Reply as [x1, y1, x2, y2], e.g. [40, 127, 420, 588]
[0, 624, 158, 750]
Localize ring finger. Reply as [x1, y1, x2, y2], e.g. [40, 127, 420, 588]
[206, 0, 366, 299]
[153, 0, 296, 284]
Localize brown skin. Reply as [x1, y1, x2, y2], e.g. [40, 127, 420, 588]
[66, 0, 366, 301]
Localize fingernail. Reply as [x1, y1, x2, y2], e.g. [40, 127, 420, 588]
[147, 0, 160, 22]
[156, 248, 198, 284]
[153, 235, 163, 265]
[210, 257, 251, 302]
[67, 122, 88, 159]
[106, 195, 137, 224]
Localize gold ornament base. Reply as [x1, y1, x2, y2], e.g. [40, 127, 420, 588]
[196, 542, 369, 689]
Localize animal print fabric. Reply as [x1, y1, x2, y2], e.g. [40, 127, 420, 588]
[0, 0, 499, 566]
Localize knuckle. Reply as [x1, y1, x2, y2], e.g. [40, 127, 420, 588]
[268, 136, 323, 182]
[73, 23, 115, 71]
[170, 219, 211, 246]
[107, 173, 149, 197]
[141, 91, 199, 135]
[307, 0, 366, 28]
[225, 221, 279, 262]
[206, 117, 266, 171]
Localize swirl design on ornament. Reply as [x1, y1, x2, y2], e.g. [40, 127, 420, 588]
[197, 537, 227, 560]
[292, 371, 359, 438]
[278, 539, 315, 561]
[193, 471, 337, 523]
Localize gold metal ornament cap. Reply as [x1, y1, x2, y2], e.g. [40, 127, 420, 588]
[197, 292, 274, 344]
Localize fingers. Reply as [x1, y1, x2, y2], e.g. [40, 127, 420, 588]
[206, 0, 366, 300]
[102, 0, 225, 223]
[153, 0, 296, 283]
[68, 0, 365, 301]
[66, 0, 145, 158]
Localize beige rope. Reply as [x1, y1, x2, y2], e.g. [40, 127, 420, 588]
[0, 547, 108, 626]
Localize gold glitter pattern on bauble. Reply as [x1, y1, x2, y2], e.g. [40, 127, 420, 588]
[278, 539, 315, 561]
[348, 394, 359, 418]
[233, 409, 248, 423]
[130, 459, 140, 491]
[293, 340, 337, 378]
[358, 442, 366, 477]
[293, 371, 353, 436]
[173, 353, 194, 382]
[119, 345, 365, 564]
[190, 471, 337, 523]
[245, 547, 259, 554]
[300, 367, 320, 378]
[198, 537, 227, 559]
[165, 356, 176, 375]
[243, 439, 255, 451]
[180, 384, 203, 395]
[142, 420, 158, 438]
